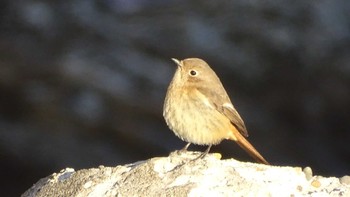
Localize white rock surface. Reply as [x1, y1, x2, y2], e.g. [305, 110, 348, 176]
[22, 151, 350, 197]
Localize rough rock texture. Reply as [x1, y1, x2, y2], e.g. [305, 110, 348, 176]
[2, 0, 350, 196]
[22, 152, 349, 197]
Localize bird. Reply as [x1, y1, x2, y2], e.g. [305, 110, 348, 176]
[163, 58, 269, 165]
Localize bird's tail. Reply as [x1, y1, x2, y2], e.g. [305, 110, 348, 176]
[229, 126, 269, 165]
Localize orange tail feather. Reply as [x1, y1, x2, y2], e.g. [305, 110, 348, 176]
[229, 127, 269, 165]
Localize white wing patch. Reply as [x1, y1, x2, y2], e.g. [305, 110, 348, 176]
[223, 102, 235, 110]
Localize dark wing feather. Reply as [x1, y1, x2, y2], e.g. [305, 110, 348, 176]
[221, 104, 248, 137]
[196, 86, 249, 137]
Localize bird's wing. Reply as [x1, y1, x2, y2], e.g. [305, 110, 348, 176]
[221, 102, 248, 137]
[196, 86, 249, 137]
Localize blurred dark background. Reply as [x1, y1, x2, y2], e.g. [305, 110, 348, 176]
[1, 0, 349, 196]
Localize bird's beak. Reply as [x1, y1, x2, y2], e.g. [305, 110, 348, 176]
[171, 58, 182, 67]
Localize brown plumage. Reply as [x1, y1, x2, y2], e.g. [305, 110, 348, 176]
[163, 58, 269, 165]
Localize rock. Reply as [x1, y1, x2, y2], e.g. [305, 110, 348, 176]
[340, 176, 350, 185]
[22, 151, 350, 197]
[2, 1, 350, 195]
[303, 166, 313, 181]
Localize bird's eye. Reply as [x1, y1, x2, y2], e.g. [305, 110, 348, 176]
[189, 70, 197, 76]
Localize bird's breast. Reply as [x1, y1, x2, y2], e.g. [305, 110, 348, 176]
[163, 87, 232, 145]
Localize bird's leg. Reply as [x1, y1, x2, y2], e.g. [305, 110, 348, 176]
[192, 145, 212, 161]
[174, 143, 191, 156]
[180, 143, 191, 152]
[171, 145, 212, 171]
